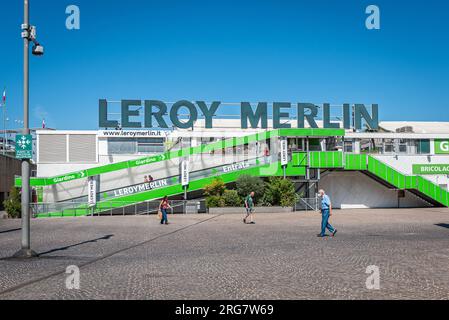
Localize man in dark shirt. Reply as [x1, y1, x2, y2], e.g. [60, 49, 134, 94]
[243, 192, 255, 224]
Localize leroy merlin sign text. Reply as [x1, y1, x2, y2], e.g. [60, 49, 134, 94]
[99, 100, 378, 130]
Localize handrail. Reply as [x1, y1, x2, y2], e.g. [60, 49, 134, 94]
[31, 199, 207, 218]
[367, 155, 448, 206]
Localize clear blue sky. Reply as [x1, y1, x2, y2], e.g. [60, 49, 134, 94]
[1, 0, 448, 130]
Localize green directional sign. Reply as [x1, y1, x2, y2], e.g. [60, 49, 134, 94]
[15, 134, 33, 159]
[413, 164, 449, 175]
[128, 154, 167, 168]
[50, 170, 87, 184]
[435, 140, 449, 154]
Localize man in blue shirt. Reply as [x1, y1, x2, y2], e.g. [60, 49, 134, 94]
[318, 189, 337, 237]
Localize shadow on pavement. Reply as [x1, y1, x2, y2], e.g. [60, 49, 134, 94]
[435, 223, 449, 229]
[37, 234, 114, 256]
[0, 228, 21, 234]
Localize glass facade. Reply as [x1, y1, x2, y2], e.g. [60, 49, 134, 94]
[342, 138, 431, 155]
[106, 135, 433, 156]
[416, 139, 430, 154]
[108, 138, 165, 155]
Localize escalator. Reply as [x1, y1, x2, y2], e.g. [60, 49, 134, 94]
[32, 156, 284, 217]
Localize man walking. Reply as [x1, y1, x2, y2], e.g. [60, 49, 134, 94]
[243, 191, 255, 224]
[317, 189, 337, 237]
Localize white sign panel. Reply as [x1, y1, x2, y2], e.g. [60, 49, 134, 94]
[98, 130, 171, 138]
[88, 178, 97, 207]
[112, 179, 168, 197]
[181, 160, 190, 186]
[280, 139, 288, 166]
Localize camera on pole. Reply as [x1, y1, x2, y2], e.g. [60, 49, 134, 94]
[21, 24, 44, 56]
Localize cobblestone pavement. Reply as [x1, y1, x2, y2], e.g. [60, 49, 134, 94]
[1, 208, 449, 300]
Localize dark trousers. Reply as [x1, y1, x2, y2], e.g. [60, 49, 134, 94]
[161, 208, 168, 224]
[320, 209, 335, 236]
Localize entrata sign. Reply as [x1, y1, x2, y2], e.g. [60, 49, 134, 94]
[435, 140, 449, 154]
[413, 164, 449, 175]
[222, 161, 250, 173]
[99, 100, 378, 130]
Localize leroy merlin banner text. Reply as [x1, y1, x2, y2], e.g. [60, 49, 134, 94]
[99, 100, 378, 130]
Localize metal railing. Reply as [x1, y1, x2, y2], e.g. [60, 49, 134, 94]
[31, 200, 208, 218]
[294, 197, 320, 212]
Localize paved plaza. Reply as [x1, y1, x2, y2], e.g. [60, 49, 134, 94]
[1, 208, 449, 300]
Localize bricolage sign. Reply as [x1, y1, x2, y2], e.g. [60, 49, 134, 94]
[99, 100, 378, 131]
[413, 164, 449, 175]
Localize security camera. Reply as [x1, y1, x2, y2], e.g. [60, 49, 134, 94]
[32, 43, 44, 56]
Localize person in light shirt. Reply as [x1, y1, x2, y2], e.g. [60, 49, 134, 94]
[317, 189, 337, 238]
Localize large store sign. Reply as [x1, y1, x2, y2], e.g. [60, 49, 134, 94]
[413, 164, 449, 175]
[435, 140, 449, 154]
[99, 100, 378, 130]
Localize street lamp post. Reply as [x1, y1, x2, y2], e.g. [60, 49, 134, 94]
[2, 95, 6, 155]
[13, 0, 43, 258]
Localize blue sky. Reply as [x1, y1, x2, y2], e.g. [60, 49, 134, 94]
[1, 0, 448, 130]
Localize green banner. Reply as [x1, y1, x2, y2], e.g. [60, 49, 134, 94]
[412, 164, 449, 175]
[50, 171, 88, 184]
[435, 140, 449, 154]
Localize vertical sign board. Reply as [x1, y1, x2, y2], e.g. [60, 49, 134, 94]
[280, 139, 288, 166]
[181, 160, 190, 187]
[87, 177, 97, 207]
[15, 134, 33, 159]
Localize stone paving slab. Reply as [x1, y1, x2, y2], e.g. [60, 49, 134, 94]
[0, 208, 449, 299]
